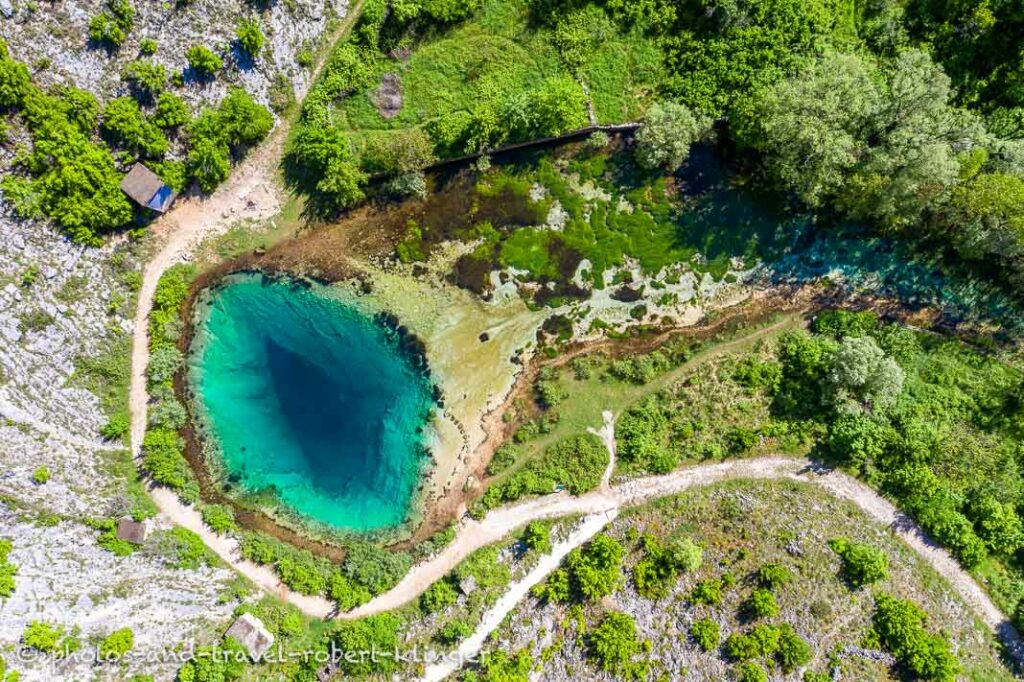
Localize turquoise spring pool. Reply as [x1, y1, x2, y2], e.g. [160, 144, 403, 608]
[188, 273, 435, 532]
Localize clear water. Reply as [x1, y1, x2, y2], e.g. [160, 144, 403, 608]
[188, 273, 434, 532]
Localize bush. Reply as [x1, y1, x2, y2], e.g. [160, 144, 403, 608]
[3, 87, 133, 244]
[828, 537, 888, 587]
[756, 563, 791, 590]
[235, 18, 265, 57]
[0, 39, 31, 108]
[634, 101, 711, 170]
[122, 59, 166, 99]
[200, 504, 237, 534]
[152, 92, 189, 129]
[0, 539, 17, 598]
[689, 618, 719, 652]
[343, 542, 412, 594]
[565, 534, 624, 600]
[176, 639, 246, 682]
[186, 88, 272, 193]
[633, 535, 702, 599]
[139, 38, 157, 55]
[522, 521, 551, 553]
[743, 588, 780, 619]
[420, 578, 458, 614]
[141, 428, 194, 492]
[329, 614, 401, 677]
[159, 528, 211, 569]
[588, 611, 640, 674]
[102, 96, 168, 159]
[724, 624, 780, 662]
[31, 466, 50, 484]
[327, 571, 372, 610]
[22, 621, 76, 656]
[872, 593, 959, 681]
[482, 434, 607, 510]
[147, 345, 183, 385]
[691, 577, 725, 605]
[737, 662, 768, 682]
[436, 619, 472, 645]
[186, 45, 223, 77]
[777, 624, 812, 673]
[98, 628, 134, 660]
[88, 0, 134, 49]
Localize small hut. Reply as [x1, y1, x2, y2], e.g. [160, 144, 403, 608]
[116, 517, 152, 544]
[120, 163, 176, 213]
[225, 613, 274, 660]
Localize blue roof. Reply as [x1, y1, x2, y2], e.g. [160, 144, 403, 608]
[147, 185, 175, 212]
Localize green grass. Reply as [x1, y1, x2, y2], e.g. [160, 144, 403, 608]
[341, 0, 566, 132]
[489, 313, 806, 489]
[585, 29, 665, 123]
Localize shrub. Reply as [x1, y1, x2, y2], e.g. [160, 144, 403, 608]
[522, 521, 551, 553]
[186, 87, 272, 192]
[31, 466, 50, 484]
[633, 535, 702, 599]
[724, 624, 780, 662]
[3, 87, 133, 244]
[102, 96, 168, 158]
[0, 539, 17, 598]
[828, 537, 888, 587]
[327, 571, 372, 610]
[872, 593, 959, 681]
[88, 0, 134, 49]
[200, 504, 237, 534]
[329, 614, 401, 677]
[777, 624, 812, 673]
[141, 428, 194, 492]
[176, 639, 246, 682]
[588, 611, 640, 674]
[186, 45, 222, 77]
[420, 578, 458, 614]
[634, 101, 711, 170]
[811, 309, 878, 338]
[122, 59, 166, 98]
[235, 18, 265, 57]
[139, 38, 157, 55]
[98, 628, 134, 660]
[744, 588, 780, 619]
[0, 39, 31, 108]
[756, 563, 791, 590]
[152, 91, 191, 129]
[436, 619, 472, 645]
[531, 567, 571, 603]
[159, 527, 210, 569]
[737, 662, 768, 682]
[691, 577, 725, 605]
[22, 621, 67, 654]
[343, 542, 412, 594]
[566, 534, 624, 600]
[689, 618, 719, 652]
[147, 345, 183, 385]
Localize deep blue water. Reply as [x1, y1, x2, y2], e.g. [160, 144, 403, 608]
[189, 273, 434, 531]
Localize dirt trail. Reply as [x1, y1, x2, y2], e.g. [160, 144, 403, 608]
[408, 419, 1024, 680]
[420, 509, 619, 682]
[127, 2, 364, 613]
